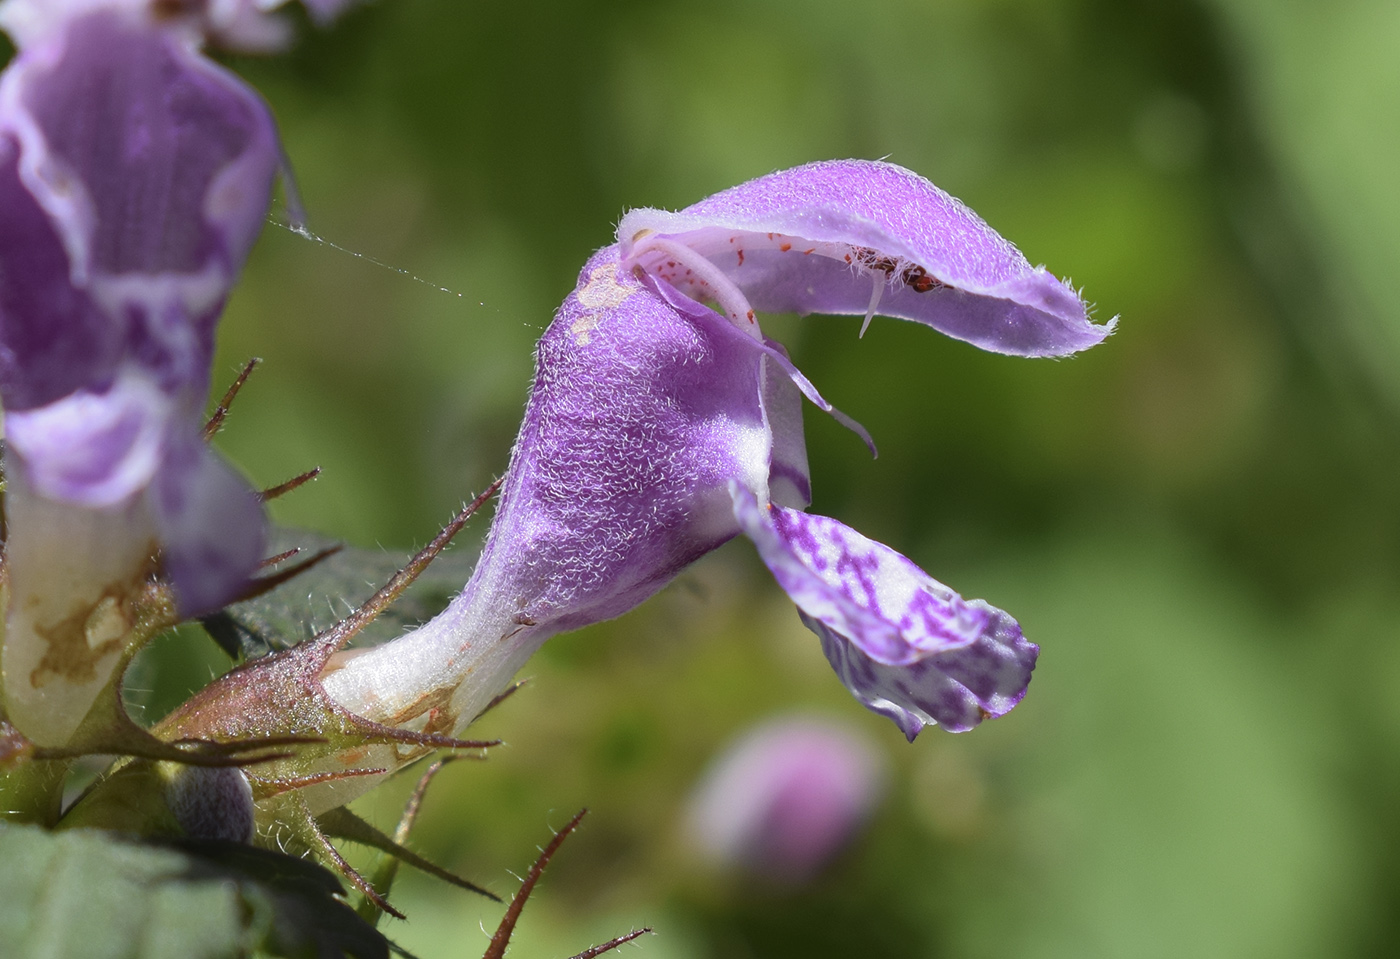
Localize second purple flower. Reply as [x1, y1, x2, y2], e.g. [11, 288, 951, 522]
[0, 1, 348, 746]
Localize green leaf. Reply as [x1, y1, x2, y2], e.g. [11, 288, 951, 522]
[0, 822, 392, 959]
[202, 527, 478, 662]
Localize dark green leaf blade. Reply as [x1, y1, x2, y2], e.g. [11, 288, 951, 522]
[0, 822, 394, 959]
[202, 526, 479, 662]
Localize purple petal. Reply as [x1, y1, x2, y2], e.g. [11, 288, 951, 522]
[758, 336, 812, 510]
[0, 11, 274, 615]
[319, 252, 815, 742]
[0, 132, 118, 409]
[732, 485, 1038, 736]
[806, 609, 1035, 738]
[205, 1, 361, 51]
[149, 423, 265, 618]
[3, 368, 172, 507]
[6, 10, 278, 275]
[470, 249, 806, 633]
[6, 367, 265, 616]
[0, 9, 279, 398]
[646, 269, 874, 457]
[619, 159, 1111, 357]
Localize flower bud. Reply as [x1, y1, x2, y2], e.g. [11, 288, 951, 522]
[684, 716, 887, 883]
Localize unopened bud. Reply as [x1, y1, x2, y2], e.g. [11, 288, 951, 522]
[165, 764, 255, 843]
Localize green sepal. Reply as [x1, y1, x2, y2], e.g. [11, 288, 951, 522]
[353, 757, 457, 926]
[318, 805, 499, 904]
[54, 759, 183, 837]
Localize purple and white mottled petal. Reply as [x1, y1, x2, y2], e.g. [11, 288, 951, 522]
[150, 424, 265, 617]
[4, 368, 172, 507]
[731, 486, 1037, 736]
[732, 485, 993, 665]
[619, 159, 1111, 358]
[806, 605, 1036, 738]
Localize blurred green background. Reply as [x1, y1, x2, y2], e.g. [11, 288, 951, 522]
[175, 0, 1400, 955]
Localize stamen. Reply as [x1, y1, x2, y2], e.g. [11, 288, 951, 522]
[626, 236, 762, 340]
[860, 272, 883, 338]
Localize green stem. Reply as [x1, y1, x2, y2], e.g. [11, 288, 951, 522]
[0, 756, 70, 827]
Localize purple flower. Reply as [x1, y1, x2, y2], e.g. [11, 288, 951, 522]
[0, 5, 288, 744]
[0, 1, 362, 52]
[684, 715, 887, 883]
[322, 160, 1109, 745]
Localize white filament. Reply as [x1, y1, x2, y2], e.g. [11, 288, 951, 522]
[625, 235, 763, 340]
[859, 271, 884, 338]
